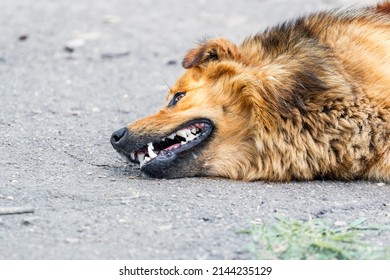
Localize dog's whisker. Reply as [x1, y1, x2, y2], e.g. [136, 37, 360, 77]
[153, 72, 170, 94]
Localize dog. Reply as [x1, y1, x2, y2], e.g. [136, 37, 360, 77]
[111, 2, 390, 182]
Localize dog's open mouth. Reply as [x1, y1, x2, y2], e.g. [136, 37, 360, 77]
[128, 119, 213, 169]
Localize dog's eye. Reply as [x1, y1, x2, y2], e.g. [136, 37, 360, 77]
[168, 92, 186, 107]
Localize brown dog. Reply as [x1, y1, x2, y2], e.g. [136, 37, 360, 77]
[111, 3, 390, 181]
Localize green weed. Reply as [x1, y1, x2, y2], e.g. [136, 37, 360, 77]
[242, 217, 390, 260]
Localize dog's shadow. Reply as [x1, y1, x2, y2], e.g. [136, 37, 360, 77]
[103, 162, 146, 180]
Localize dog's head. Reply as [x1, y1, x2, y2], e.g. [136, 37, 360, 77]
[110, 38, 328, 180]
[111, 38, 264, 179]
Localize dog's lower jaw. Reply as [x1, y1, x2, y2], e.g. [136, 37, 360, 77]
[139, 156, 205, 179]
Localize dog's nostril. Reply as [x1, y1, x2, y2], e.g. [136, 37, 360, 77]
[111, 127, 128, 144]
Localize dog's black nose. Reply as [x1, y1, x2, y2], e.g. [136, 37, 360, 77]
[110, 127, 128, 148]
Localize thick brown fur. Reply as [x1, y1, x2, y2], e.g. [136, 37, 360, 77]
[121, 3, 390, 181]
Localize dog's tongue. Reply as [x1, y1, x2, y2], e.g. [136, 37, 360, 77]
[164, 143, 181, 151]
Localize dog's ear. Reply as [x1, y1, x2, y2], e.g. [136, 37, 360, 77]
[377, 2, 390, 13]
[182, 38, 241, 69]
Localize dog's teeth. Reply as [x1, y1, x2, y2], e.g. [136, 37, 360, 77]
[186, 133, 196, 141]
[142, 156, 151, 166]
[167, 133, 176, 139]
[162, 137, 166, 141]
[149, 150, 157, 159]
[130, 152, 136, 161]
[181, 141, 186, 145]
[176, 130, 187, 138]
[137, 152, 145, 165]
[178, 129, 194, 139]
[147, 143, 157, 159]
[191, 128, 197, 134]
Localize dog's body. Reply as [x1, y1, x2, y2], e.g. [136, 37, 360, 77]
[111, 3, 390, 182]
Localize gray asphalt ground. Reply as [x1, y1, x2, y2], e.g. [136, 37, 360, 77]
[1, 0, 389, 260]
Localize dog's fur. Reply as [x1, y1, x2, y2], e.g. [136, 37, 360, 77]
[112, 3, 390, 181]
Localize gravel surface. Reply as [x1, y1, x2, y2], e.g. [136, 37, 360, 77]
[0, 0, 388, 259]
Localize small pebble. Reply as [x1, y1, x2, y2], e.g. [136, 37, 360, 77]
[18, 34, 28, 41]
[102, 14, 121, 24]
[65, 237, 79, 244]
[22, 217, 39, 226]
[158, 224, 172, 231]
[101, 51, 130, 59]
[64, 39, 85, 52]
[334, 220, 347, 226]
[166, 59, 177, 65]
